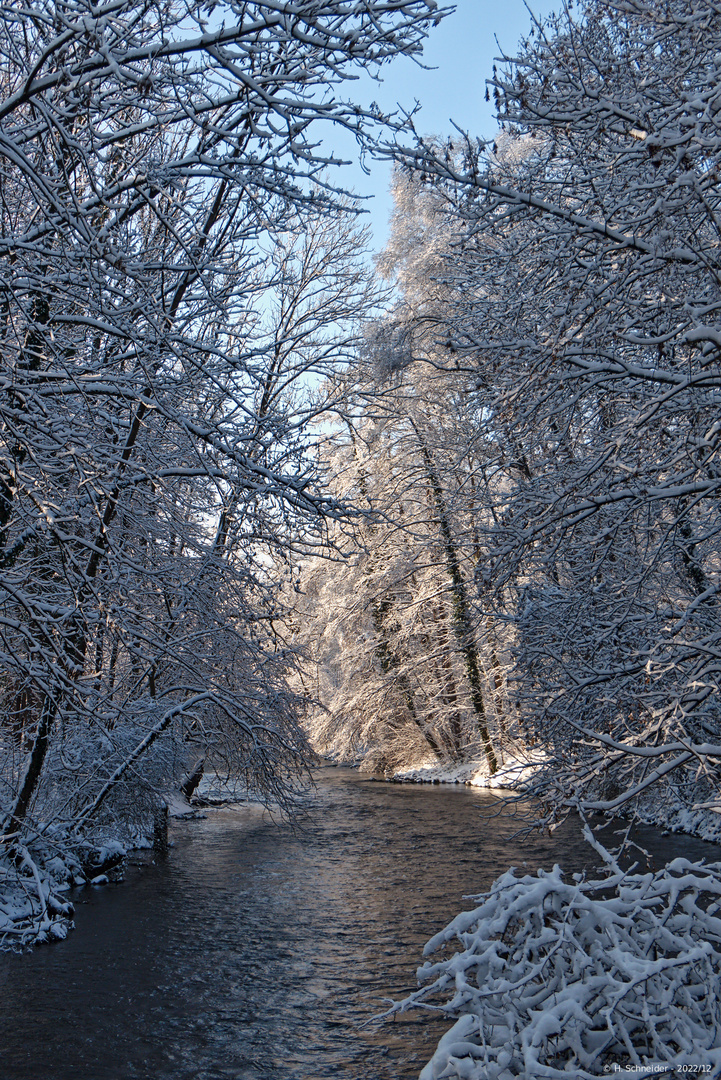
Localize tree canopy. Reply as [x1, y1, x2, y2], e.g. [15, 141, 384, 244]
[0, 0, 448, 880]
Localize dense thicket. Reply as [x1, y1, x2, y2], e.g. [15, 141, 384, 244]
[368, 0, 721, 825]
[294, 0, 721, 833]
[0, 0, 450, 943]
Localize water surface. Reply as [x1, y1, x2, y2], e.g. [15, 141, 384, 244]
[1, 767, 718, 1080]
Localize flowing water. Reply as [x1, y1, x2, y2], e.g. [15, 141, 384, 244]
[1, 766, 719, 1080]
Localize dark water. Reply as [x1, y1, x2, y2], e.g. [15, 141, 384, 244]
[1, 767, 719, 1080]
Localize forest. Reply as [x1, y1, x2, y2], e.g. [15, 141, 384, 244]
[1, 0, 721, 1076]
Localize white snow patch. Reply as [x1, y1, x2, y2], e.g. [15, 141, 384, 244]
[163, 791, 203, 819]
[392, 751, 548, 791]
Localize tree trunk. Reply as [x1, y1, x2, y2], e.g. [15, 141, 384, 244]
[412, 423, 498, 774]
[2, 697, 55, 840]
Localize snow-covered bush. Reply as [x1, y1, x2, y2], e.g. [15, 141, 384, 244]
[0, 832, 129, 948]
[392, 828, 721, 1079]
[0, 845, 78, 947]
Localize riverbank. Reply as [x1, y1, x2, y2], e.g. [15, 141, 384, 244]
[391, 751, 545, 791]
[0, 833, 128, 948]
[391, 753, 721, 844]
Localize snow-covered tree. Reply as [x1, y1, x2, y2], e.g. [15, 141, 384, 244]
[0, 0, 451, 940]
[291, 327, 519, 776]
[291, 418, 473, 775]
[390, 0, 721, 825]
[344, 7, 721, 1072]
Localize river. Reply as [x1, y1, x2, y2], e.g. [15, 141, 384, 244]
[1, 766, 719, 1080]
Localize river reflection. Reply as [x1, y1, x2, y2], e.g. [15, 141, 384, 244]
[1, 767, 719, 1080]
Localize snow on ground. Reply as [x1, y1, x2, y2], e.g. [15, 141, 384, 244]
[634, 796, 721, 844]
[163, 791, 203, 819]
[1, 774, 263, 950]
[192, 772, 256, 806]
[0, 837, 117, 948]
[392, 753, 721, 843]
[391, 751, 548, 791]
[1, 825, 158, 950]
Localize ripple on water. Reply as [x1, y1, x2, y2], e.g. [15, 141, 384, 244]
[1, 767, 719, 1080]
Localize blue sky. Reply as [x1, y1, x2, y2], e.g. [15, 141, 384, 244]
[331, 0, 555, 252]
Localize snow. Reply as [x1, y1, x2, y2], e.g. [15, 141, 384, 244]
[386, 753, 721, 1076]
[632, 798, 721, 846]
[391, 753, 721, 845]
[390, 826, 721, 1079]
[163, 791, 202, 820]
[0, 845, 77, 948]
[1, 833, 138, 949]
[391, 751, 548, 791]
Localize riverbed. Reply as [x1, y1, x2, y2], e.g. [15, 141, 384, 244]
[1, 767, 718, 1080]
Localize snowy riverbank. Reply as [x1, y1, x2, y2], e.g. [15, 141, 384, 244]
[387, 760, 721, 1079]
[0, 834, 128, 948]
[391, 753, 721, 844]
[391, 751, 547, 791]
